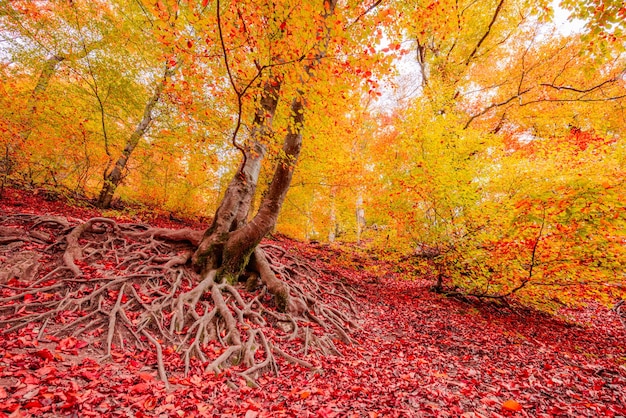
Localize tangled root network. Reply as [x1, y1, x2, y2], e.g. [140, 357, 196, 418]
[0, 214, 360, 389]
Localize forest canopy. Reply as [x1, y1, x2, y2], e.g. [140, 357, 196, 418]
[1, 0, 624, 311]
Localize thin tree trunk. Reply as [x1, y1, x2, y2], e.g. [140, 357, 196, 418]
[416, 38, 428, 88]
[96, 65, 173, 208]
[1, 45, 99, 199]
[19, 55, 65, 143]
[20, 43, 101, 143]
[356, 193, 365, 243]
[328, 188, 337, 242]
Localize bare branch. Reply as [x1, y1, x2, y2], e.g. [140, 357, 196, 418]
[216, 0, 247, 167]
[540, 76, 623, 94]
[465, 0, 505, 65]
[464, 87, 532, 129]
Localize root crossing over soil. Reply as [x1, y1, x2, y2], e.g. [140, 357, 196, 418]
[0, 214, 360, 387]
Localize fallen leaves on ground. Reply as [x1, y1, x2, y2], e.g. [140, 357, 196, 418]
[0, 187, 625, 417]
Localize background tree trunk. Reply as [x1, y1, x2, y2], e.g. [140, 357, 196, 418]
[96, 65, 173, 209]
[356, 193, 366, 243]
[1, 44, 99, 199]
[328, 188, 337, 242]
[19, 43, 101, 143]
[19, 55, 65, 143]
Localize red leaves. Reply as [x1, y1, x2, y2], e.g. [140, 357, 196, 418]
[138, 372, 155, 382]
[23, 399, 44, 409]
[143, 396, 158, 411]
[81, 370, 99, 381]
[130, 382, 150, 394]
[34, 349, 54, 361]
[55, 337, 88, 354]
[1, 192, 625, 417]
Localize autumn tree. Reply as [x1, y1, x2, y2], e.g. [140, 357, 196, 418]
[0, 1, 105, 194]
[0, 0, 389, 386]
[185, 0, 393, 288]
[0, 0, 177, 201]
[96, 62, 176, 209]
[367, 0, 626, 309]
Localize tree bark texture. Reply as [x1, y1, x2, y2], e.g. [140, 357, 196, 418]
[97, 65, 173, 208]
[192, 0, 337, 313]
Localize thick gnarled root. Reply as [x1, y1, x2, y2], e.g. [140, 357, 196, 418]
[0, 214, 359, 387]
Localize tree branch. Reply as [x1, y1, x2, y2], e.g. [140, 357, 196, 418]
[465, 0, 505, 65]
[347, 0, 384, 28]
[540, 76, 623, 94]
[464, 87, 532, 129]
[216, 0, 247, 168]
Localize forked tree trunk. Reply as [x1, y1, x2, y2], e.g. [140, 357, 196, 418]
[192, 96, 304, 312]
[219, 97, 305, 276]
[192, 0, 337, 313]
[96, 64, 173, 209]
[191, 78, 281, 271]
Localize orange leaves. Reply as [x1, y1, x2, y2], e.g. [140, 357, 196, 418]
[502, 399, 523, 411]
[381, 42, 403, 53]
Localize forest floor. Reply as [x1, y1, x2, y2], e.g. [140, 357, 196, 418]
[0, 187, 625, 418]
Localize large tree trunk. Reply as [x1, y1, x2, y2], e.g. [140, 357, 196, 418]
[218, 96, 305, 277]
[192, 0, 337, 313]
[191, 78, 281, 272]
[96, 65, 173, 208]
[192, 96, 304, 311]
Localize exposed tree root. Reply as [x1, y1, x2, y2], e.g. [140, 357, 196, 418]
[0, 214, 359, 387]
